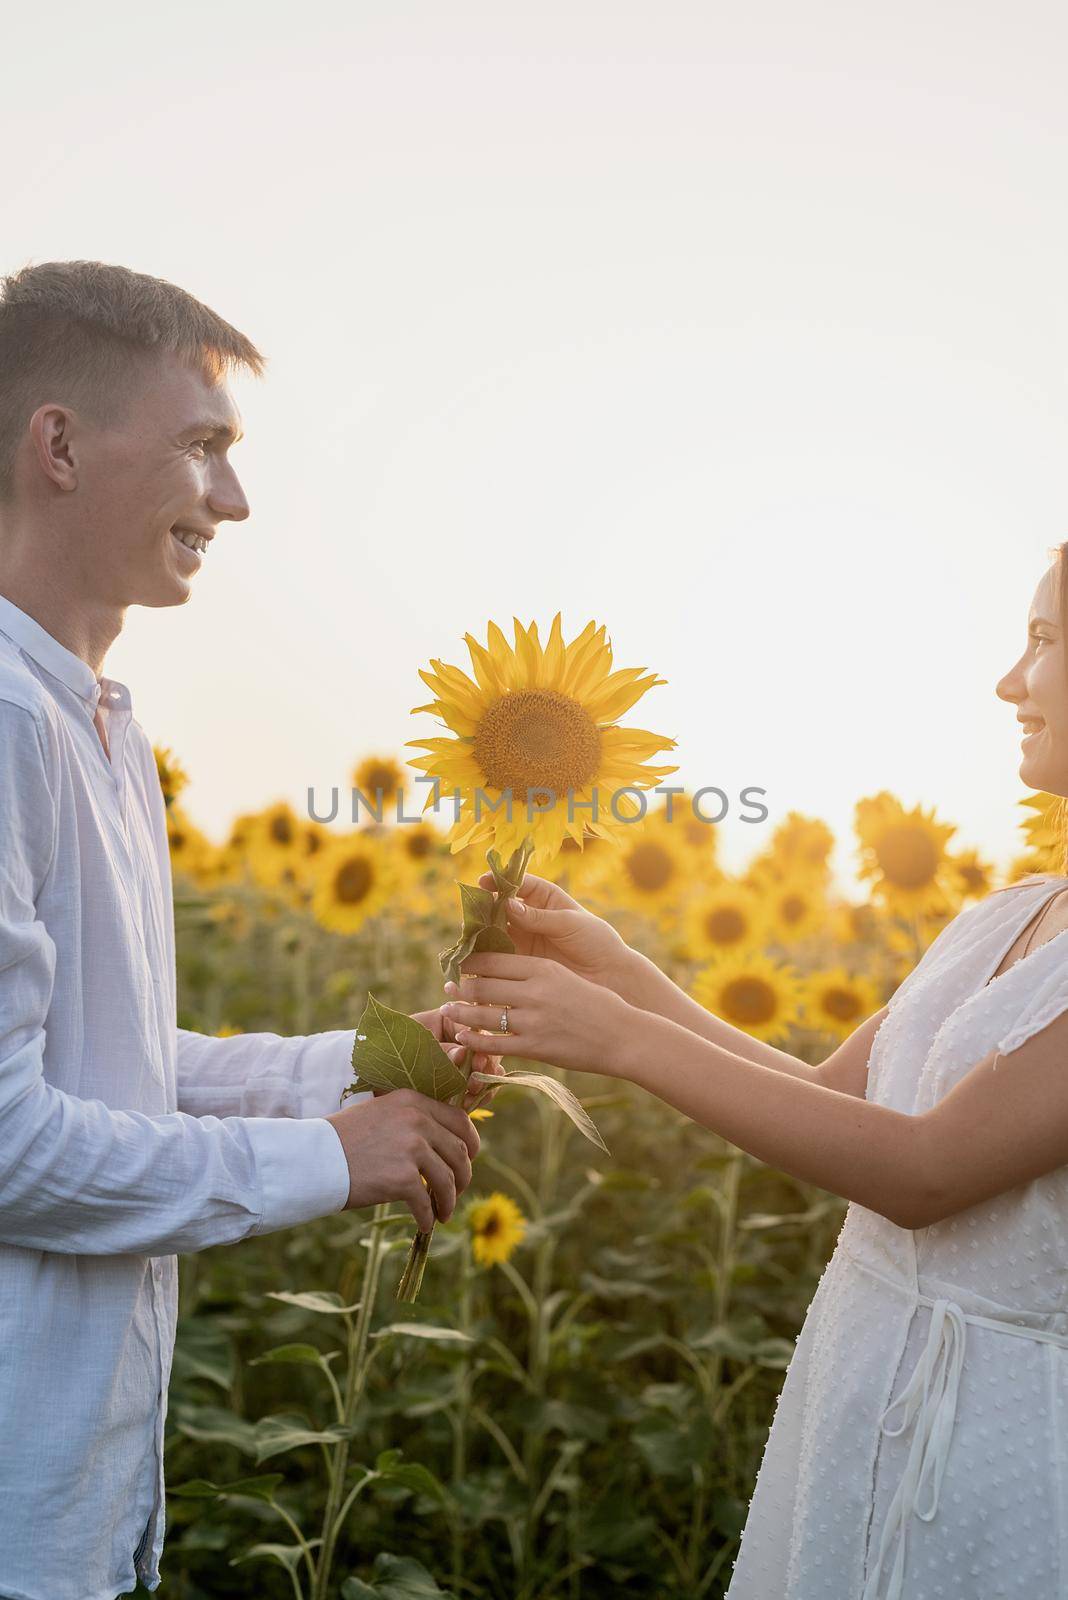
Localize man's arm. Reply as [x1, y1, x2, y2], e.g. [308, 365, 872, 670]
[176, 1026, 367, 1120]
[0, 699, 350, 1256]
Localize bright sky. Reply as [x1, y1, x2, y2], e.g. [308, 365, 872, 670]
[4, 1, 1067, 894]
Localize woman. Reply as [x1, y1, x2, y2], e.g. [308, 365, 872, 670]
[441, 544, 1068, 1600]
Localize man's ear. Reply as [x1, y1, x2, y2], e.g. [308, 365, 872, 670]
[28, 403, 81, 493]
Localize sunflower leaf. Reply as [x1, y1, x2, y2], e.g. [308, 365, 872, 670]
[351, 994, 469, 1101]
[468, 1069, 610, 1153]
[439, 880, 519, 986]
[487, 837, 535, 898]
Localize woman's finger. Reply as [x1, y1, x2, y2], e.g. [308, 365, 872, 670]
[444, 975, 523, 1006]
[443, 1001, 521, 1034]
[455, 1027, 514, 1053]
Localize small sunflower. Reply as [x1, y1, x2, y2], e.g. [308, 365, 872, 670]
[153, 745, 189, 810]
[392, 821, 446, 874]
[763, 874, 829, 944]
[407, 615, 676, 866]
[467, 1192, 527, 1267]
[684, 882, 766, 961]
[353, 755, 406, 816]
[601, 809, 691, 915]
[310, 833, 397, 935]
[691, 950, 806, 1044]
[215, 1024, 244, 1038]
[830, 899, 882, 946]
[166, 803, 215, 883]
[245, 801, 306, 892]
[854, 791, 957, 916]
[947, 847, 997, 901]
[766, 812, 835, 881]
[802, 967, 881, 1041]
[657, 793, 723, 866]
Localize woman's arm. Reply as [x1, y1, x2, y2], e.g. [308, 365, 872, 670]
[468, 872, 886, 1095]
[449, 954, 1068, 1231]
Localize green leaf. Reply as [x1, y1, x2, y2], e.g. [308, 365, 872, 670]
[371, 1322, 474, 1344]
[438, 879, 519, 987]
[468, 1070, 610, 1153]
[172, 1318, 235, 1393]
[174, 1406, 259, 1457]
[251, 1412, 357, 1464]
[350, 994, 468, 1101]
[265, 1289, 363, 1316]
[231, 1541, 312, 1577]
[249, 1342, 340, 1371]
[486, 837, 535, 898]
[341, 1553, 458, 1599]
[171, 1474, 284, 1504]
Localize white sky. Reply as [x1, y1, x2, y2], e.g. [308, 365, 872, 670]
[4, 1, 1067, 893]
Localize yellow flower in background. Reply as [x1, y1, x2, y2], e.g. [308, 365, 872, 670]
[947, 847, 997, 901]
[392, 821, 446, 875]
[166, 803, 215, 882]
[601, 810, 690, 915]
[153, 744, 189, 811]
[691, 950, 806, 1044]
[469, 1108, 494, 1122]
[830, 899, 881, 946]
[353, 754, 406, 814]
[467, 1192, 527, 1267]
[310, 832, 398, 935]
[1014, 791, 1067, 877]
[215, 1024, 244, 1037]
[854, 791, 957, 916]
[767, 811, 835, 880]
[802, 967, 881, 1041]
[657, 793, 723, 869]
[408, 615, 677, 866]
[763, 874, 829, 944]
[684, 882, 766, 961]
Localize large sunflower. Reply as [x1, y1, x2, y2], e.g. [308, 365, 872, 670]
[690, 950, 806, 1044]
[407, 616, 676, 866]
[854, 791, 957, 916]
[310, 832, 397, 935]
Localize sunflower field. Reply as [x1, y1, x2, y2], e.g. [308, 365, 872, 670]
[145, 740, 1063, 1600]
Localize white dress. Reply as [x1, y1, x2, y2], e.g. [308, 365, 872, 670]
[725, 876, 1068, 1600]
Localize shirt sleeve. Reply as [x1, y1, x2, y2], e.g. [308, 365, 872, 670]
[0, 699, 352, 1256]
[175, 1025, 367, 1119]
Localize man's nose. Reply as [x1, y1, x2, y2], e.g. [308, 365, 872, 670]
[207, 467, 251, 524]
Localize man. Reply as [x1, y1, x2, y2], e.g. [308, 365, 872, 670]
[0, 260, 499, 1600]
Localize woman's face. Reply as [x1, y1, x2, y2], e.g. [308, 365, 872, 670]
[996, 562, 1068, 796]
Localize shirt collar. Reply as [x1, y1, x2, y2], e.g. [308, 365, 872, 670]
[0, 592, 130, 709]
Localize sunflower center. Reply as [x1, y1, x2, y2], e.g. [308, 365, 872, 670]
[874, 824, 940, 889]
[626, 841, 675, 893]
[473, 690, 602, 796]
[335, 857, 374, 904]
[407, 830, 434, 859]
[722, 976, 777, 1025]
[705, 907, 747, 944]
[362, 764, 399, 795]
[270, 814, 294, 846]
[479, 1214, 501, 1239]
[823, 986, 862, 1022]
[781, 893, 807, 925]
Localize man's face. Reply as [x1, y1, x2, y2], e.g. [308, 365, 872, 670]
[69, 349, 250, 609]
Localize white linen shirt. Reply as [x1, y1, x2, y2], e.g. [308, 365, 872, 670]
[0, 594, 363, 1600]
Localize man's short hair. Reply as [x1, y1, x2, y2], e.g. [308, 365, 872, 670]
[0, 259, 265, 501]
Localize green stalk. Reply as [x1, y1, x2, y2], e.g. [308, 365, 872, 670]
[311, 1201, 390, 1600]
[450, 1230, 474, 1591]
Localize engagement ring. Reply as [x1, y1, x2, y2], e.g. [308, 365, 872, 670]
[499, 1007, 510, 1035]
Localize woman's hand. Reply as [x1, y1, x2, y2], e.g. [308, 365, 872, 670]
[409, 1006, 506, 1111]
[442, 952, 635, 1076]
[475, 871, 638, 996]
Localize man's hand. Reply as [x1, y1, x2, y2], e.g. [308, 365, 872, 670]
[325, 1091, 479, 1229]
[409, 1006, 506, 1111]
